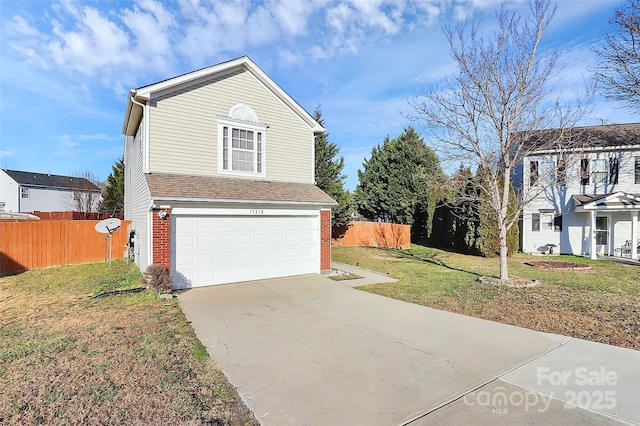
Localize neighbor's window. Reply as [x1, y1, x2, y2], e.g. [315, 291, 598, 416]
[218, 121, 266, 176]
[539, 160, 555, 186]
[580, 159, 590, 185]
[635, 157, 640, 184]
[592, 159, 607, 184]
[540, 212, 554, 231]
[532, 213, 540, 232]
[21, 187, 29, 198]
[529, 160, 539, 187]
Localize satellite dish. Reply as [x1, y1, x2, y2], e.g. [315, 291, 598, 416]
[95, 218, 122, 268]
[95, 218, 121, 234]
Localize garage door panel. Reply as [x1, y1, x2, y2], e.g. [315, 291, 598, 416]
[173, 214, 319, 288]
[237, 234, 251, 245]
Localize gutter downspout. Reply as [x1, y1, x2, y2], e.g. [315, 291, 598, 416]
[147, 199, 155, 269]
[130, 95, 145, 110]
[130, 95, 150, 174]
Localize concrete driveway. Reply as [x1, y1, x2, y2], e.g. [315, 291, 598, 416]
[178, 266, 640, 425]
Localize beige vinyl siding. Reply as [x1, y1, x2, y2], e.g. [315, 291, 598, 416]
[124, 121, 151, 272]
[148, 69, 313, 183]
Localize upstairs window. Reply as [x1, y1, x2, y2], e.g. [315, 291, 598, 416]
[218, 104, 266, 177]
[21, 187, 29, 198]
[539, 160, 555, 186]
[635, 157, 640, 184]
[222, 127, 263, 173]
[592, 159, 607, 184]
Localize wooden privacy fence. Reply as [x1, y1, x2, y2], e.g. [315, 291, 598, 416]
[0, 220, 131, 273]
[332, 221, 410, 249]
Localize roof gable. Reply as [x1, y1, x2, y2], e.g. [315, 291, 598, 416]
[2, 169, 101, 192]
[123, 56, 324, 136]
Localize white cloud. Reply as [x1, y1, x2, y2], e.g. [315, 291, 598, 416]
[271, 0, 316, 35]
[1, 0, 538, 96]
[120, 0, 177, 72]
[350, 0, 401, 34]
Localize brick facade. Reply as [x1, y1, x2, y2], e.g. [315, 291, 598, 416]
[320, 209, 332, 271]
[152, 208, 171, 269]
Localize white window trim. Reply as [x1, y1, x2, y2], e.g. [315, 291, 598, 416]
[21, 187, 29, 198]
[540, 212, 554, 231]
[591, 158, 608, 184]
[217, 116, 267, 178]
[539, 160, 555, 186]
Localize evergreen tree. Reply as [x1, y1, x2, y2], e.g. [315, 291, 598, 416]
[313, 108, 353, 227]
[474, 169, 519, 258]
[99, 157, 124, 214]
[355, 127, 446, 240]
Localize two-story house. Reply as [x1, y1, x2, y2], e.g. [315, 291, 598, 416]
[519, 123, 640, 261]
[122, 56, 336, 289]
[0, 169, 101, 213]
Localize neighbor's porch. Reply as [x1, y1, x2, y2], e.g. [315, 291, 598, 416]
[573, 192, 640, 261]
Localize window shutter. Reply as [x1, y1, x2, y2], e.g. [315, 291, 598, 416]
[580, 159, 589, 185]
[609, 157, 619, 184]
[222, 126, 229, 170]
[529, 161, 538, 187]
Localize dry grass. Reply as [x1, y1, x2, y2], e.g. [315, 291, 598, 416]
[333, 245, 640, 350]
[327, 273, 363, 281]
[0, 261, 257, 425]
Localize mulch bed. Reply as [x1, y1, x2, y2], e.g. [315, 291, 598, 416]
[524, 260, 593, 271]
[478, 276, 539, 288]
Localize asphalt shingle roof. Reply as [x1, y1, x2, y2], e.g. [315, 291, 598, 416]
[527, 123, 640, 151]
[3, 169, 101, 192]
[146, 173, 337, 205]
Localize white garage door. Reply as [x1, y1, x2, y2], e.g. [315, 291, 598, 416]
[173, 214, 319, 288]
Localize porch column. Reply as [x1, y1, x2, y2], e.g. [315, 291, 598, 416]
[590, 210, 597, 260]
[632, 211, 638, 261]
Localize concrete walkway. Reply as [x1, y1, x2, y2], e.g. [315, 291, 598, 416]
[326, 261, 398, 287]
[178, 266, 640, 425]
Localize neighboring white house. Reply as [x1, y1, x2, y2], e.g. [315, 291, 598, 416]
[122, 56, 336, 289]
[0, 169, 101, 213]
[517, 123, 640, 261]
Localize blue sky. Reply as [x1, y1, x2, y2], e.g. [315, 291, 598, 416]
[1, 0, 637, 190]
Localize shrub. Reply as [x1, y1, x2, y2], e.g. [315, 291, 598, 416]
[141, 263, 173, 293]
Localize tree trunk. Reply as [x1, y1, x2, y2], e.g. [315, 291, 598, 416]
[499, 231, 509, 280]
[499, 167, 511, 281]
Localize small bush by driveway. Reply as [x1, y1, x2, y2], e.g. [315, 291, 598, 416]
[0, 261, 257, 425]
[333, 245, 640, 350]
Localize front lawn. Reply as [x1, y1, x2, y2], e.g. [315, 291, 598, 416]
[0, 261, 257, 425]
[333, 245, 640, 350]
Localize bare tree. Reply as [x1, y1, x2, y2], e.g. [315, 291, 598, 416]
[594, 0, 640, 110]
[67, 170, 102, 213]
[410, 0, 591, 280]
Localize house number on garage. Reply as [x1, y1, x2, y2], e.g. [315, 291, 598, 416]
[249, 209, 264, 215]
